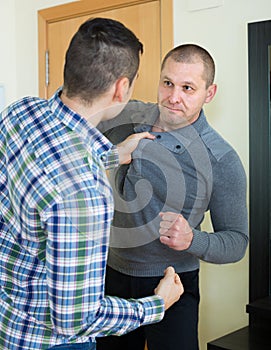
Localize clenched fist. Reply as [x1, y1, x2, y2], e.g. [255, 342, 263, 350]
[159, 212, 193, 251]
[154, 266, 184, 310]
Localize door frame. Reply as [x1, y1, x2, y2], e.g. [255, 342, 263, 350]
[38, 0, 173, 98]
[247, 19, 271, 330]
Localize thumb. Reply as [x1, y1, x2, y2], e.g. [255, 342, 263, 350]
[164, 266, 175, 278]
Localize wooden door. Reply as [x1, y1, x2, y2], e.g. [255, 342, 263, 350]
[38, 0, 173, 102]
[38, 3, 172, 349]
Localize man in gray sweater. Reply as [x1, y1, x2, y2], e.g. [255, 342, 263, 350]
[97, 44, 248, 350]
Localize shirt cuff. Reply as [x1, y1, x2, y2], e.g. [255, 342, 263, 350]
[136, 295, 165, 325]
[100, 145, 119, 169]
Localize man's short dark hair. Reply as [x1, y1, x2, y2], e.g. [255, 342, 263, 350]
[63, 17, 143, 104]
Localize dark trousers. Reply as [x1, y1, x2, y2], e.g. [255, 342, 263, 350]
[96, 266, 199, 350]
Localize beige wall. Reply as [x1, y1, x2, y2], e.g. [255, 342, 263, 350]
[0, 0, 271, 348]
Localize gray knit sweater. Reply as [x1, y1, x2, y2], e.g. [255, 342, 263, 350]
[99, 101, 248, 277]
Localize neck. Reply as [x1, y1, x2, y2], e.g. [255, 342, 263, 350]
[152, 123, 167, 132]
[152, 112, 201, 132]
[152, 118, 190, 133]
[60, 92, 106, 127]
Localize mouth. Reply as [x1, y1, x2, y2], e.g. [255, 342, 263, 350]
[164, 105, 182, 113]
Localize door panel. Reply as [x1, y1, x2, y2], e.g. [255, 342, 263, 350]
[47, 2, 160, 101]
[38, 0, 173, 102]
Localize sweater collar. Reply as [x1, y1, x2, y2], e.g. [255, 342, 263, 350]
[133, 107, 208, 136]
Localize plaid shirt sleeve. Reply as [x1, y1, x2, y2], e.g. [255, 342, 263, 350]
[43, 185, 164, 339]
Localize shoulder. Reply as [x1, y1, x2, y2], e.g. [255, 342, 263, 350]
[200, 123, 237, 162]
[200, 122, 246, 183]
[201, 126, 246, 187]
[98, 100, 158, 143]
[100, 100, 157, 127]
[1, 96, 47, 130]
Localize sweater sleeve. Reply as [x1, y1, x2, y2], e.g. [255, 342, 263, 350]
[186, 149, 249, 263]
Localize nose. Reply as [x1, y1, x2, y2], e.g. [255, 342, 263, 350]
[168, 88, 181, 104]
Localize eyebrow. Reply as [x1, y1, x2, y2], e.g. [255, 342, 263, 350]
[162, 75, 196, 87]
[162, 75, 172, 81]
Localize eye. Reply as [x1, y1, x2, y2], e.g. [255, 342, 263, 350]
[183, 85, 194, 92]
[163, 80, 173, 87]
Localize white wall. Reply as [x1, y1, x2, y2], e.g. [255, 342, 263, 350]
[0, 0, 16, 109]
[0, 0, 75, 109]
[0, 0, 271, 348]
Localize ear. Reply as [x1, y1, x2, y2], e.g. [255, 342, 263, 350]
[113, 77, 130, 102]
[205, 84, 217, 103]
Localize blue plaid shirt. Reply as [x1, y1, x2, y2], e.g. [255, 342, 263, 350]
[0, 90, 164, 350]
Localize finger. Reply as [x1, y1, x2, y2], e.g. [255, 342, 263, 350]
[160, 235, 172, 248]
[174, 273, 181, 284]
[160, 221, 172, 229]
[159, 211, 182, 221]
[159, 227, 170, 236]
[160, 235, 172, 246]
[133, 132, 155, 141]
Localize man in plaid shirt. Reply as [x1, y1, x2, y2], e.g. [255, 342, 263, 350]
[0, 17, 183, 350]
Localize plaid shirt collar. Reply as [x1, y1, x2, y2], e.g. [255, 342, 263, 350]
[49, 88, 113, 159]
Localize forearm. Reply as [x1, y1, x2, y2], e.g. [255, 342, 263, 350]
[187, 227, 248, 263]
[187, 151, 249, 264]
[90, 295, 164, 338]
[45, 192, 164, 338]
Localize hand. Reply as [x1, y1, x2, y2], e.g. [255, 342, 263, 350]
[154, 266, 184, 310]
[117, 132, 155, 164]
[159, 212, 193, 250]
